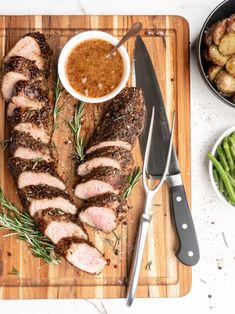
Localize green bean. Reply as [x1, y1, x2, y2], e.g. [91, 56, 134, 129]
[231, 132, 235, 142]
[223, 137, 234, 172]
[208, 153, 235, 203]
[219, 175, 224, 193]
[213, 168, 219, 185]
[228, 137, 235, 161]
[226, 172, 235, 188]
[216, 145, 230, 172]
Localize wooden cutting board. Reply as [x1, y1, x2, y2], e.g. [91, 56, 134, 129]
[0, 15, 191, 299]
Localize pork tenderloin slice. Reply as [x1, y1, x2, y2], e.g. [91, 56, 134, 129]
[2, 72, 28, 101]
[2, 56, 43, 101]
[29, 197, 77, 217]
[79, 193, 128, 233]
[7, 97, 44, 117]
[87, 87, 145, 150]
[13, 80, 48, 100]
[9, 106, 51, 129]
[14, 122, 50, 144]
[75, 167, 126, 200]
[14, 146, 52, 162]
[75, 180, 118, 200]
[10, 130, 52, 162]
[79, 207, 116, 233]
[3, 56, 42, 78]
[18, 172, 66, 190]
[19, 186, 70, 209]
[79, 147, 134, 176]
[5, 32, 52, 72]
[86, 140, 131, 154]
[8, 157, 56, 178]
[55, 237, 107, 275]
[34, 209, 88, 244]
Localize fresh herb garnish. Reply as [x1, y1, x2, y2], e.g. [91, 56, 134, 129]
[145, 260, 152, 270]
[69, 102, 86, 163]
[0, 187, 60, 264]
[112, 231, 121, 253]
[8, 266, 20, 276]
[123, 167, 142, 198]
[0, 137, 11, 150]
[53, 77, 63, 130]
[32, 157, 43, 170]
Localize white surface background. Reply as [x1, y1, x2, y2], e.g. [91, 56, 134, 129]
[1, 0, 235, 313]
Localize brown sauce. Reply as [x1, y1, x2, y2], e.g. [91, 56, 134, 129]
[66, 39, 124, 98]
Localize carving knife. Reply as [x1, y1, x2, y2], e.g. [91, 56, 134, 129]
[133, 36, 199, 266]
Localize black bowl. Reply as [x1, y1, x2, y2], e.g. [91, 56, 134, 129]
[198, 0, 235, 108]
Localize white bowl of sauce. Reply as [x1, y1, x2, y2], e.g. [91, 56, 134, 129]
[58, 31, 130, 103]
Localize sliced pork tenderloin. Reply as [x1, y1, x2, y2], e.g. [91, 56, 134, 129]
[34, 208, 88, 244]
[7, 80, 49, 117]
[75, 167, 128, 200]
[8, 158, 65, 190]
[79, 193, 128, 233]
[86, 87, 145, 154]
[19, 186, 77, 216]
[4, 32, 52, 75]
[9, 106, 51, 130]
[14, 122, 50, 144]
[2, 56, 42, 101]
[2, 72, 29, 102]
[86, 140, 132, 154]
[77, 146, 134, 177]
[55, 237, 107, 275]
[10, 131, 52, 162]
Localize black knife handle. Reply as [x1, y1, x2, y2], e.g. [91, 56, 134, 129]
[169, 185, 200, 266]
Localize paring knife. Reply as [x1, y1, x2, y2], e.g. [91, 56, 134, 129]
[133, 36, 200, 266]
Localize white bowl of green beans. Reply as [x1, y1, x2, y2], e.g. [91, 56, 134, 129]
[208, 126, 235, 208]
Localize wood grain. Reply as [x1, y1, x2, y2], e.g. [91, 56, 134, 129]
[0, 15, 191, 299]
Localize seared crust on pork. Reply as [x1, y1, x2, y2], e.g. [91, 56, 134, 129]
[88, 87, 145, 149]
[3, 56, 42, 79]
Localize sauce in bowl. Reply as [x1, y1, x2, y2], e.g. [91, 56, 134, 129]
[65, 39, 124, 98]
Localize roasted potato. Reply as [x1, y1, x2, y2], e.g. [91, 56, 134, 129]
[202, 48, 210, 62]
[204, 22, 218, 47]
[218, 33, 235, 56]
[207, 65, 222, 82]
[213, 18, 227, 45]
[226, 14, 235, 33]
[214, 70, 235, 95]
[226, 55, 235, 77]
[208, 44, 229, 66]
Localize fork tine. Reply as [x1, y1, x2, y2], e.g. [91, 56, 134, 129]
[153, 111, 176, 193]
[143, 107, 155, 191]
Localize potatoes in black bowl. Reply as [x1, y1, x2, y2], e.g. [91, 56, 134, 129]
[198, 0, 235, 107]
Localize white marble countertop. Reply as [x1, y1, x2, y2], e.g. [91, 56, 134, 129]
[1, 0, 235, 313]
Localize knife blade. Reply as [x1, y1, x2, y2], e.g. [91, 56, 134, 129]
[134, 36, 200, 266]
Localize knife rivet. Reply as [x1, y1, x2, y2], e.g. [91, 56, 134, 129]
[182, 223, 188, 229]
[176, 196, 182, 202]
[188, 251, 194, 257]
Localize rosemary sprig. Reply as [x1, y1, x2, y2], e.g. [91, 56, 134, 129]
[0, 137, 11, 150]
[8, 266, 20, 276]
[112, 231, 121, 253]
[123, 167, 142, 198]
[32, 157, 43, 170]
[0, 187, 60, 264]
[145, 260, 152, 270]
[53, 77, 63, 130]
[69, 102, 86, 163]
